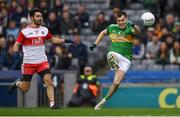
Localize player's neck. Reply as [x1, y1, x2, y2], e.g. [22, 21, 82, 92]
[119, 26, 126, 30]
[30, 23, 41, 28]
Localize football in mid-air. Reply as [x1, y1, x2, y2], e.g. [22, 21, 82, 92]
[141, 12, 155, 26]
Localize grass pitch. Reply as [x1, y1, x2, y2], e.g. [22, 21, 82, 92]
[0, 107, 180, 116]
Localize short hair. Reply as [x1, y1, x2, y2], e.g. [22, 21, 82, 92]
[116, 11, 127, 18]
[29, 9, 42, 17]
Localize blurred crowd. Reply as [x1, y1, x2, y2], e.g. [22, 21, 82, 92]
[0, 0, 179, 72]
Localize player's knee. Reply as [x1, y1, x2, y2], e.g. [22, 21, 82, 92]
[43, 74, 53, 87]
[113, 80, 120, 86]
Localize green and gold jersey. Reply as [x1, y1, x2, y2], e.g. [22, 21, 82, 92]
[107, 23, 136, 60]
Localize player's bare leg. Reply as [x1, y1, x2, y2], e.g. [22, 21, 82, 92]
[105, 70, 125, 99]
[95, 70, 125, 110]
[18, 81, 31, 92]
[95, 52, 125, 110]
[43, 74, 59, 109]
[8, 79, 31, 94]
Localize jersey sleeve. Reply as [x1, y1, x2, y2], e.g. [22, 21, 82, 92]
[16, 32, 25, 44]
[46, 30, 53, 40]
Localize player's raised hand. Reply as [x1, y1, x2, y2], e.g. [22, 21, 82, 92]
[89, 43, 96, 51]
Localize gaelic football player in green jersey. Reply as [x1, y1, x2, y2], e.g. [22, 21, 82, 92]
[89, 11, 141, 110]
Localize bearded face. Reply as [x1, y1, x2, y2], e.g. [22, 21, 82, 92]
[31, 12, 43, 26]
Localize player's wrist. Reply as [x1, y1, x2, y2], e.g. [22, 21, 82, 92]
[131, 23, 135, 27]
[89, 43, 97, 51]
[93, 43, 97, 47]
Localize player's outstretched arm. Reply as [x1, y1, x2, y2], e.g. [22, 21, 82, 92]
[89, 29, 107, 51]
[127, 21, 141, 34]
[94, 29, 107, 45]
[51, 37, 75, 44]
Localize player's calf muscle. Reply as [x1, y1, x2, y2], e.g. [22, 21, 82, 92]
[20, 84, 30, 92]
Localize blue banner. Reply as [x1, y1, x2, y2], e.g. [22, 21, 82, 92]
[102, 87, 180, 108]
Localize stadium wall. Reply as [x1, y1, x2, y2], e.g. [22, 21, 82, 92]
[0, 70, 77, 107]
[102, 85, 180, 108]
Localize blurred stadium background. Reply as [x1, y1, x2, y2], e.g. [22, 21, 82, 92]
[0, 0, 180, 115]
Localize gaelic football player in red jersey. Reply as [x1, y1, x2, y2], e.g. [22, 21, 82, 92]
[8, 9, 75, 109]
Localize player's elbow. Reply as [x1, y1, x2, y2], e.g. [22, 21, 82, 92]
[101, 30, 107, 36]
[134, 25, 141, 34]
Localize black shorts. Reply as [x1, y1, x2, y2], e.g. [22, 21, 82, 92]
[21, 69, 51, 81]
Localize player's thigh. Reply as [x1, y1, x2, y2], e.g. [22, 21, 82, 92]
[38, 69, 52, 85]
[21, 64, 36, 90]
[107, 51, 119, 70]
[107, 51, 131, 72]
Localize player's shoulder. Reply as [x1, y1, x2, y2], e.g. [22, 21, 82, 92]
[39, 26, 50, 34]
[21, 25, 49, 36]
[107, 24, 119, 32]
[39, 26, 49, 31]
[21, 26, 32, 35]
[108, 24, 119, 28]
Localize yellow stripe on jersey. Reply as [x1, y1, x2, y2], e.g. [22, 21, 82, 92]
[109, 34, 134, 42]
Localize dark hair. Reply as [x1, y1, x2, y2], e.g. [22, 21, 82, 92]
[117, 11, 127, 18]
[29, 9, 42, 17]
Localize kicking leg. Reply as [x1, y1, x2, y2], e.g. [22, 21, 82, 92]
[95, 70, 125, 110]
[95, 52, 128, 110]
[104, 70, 125, 100]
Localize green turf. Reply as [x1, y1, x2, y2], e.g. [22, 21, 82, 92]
[0, 107, 180, 116]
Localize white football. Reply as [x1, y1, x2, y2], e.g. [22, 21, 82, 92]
[141, 12, 155, 26]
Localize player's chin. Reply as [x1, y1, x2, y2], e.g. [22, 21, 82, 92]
[36, 22, 42, 26]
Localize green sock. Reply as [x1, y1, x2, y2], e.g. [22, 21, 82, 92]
[104, 95, 109, 100]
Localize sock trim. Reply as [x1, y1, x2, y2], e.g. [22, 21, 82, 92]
[104, 96, 109, 100]
[15, 81, 20, 86]
[50, 101, 55, 107]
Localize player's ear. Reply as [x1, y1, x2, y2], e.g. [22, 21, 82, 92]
[30, 16, 33, 21]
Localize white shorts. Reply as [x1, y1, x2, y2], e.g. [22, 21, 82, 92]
[107, 51, 131, 73]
